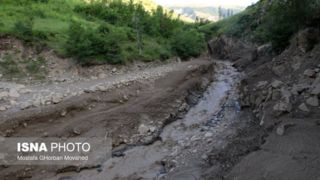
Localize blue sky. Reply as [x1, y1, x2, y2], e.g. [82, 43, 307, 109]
[154, 0, 259, 7]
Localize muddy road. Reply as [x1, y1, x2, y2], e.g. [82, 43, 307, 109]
[0, 59, 244, 180]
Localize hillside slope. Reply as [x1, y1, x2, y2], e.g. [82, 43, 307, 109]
[202, 0, 320, 179]
[201, 0, 320, 51]
[0, 0, 205, 66]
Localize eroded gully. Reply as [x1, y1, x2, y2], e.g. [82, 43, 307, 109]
[52, 61, 242, 180]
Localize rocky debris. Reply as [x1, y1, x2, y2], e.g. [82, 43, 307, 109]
[296, 28, 320, 53]
[276, 125, 285, 136]
[306, 96, 319, 107]
[96, 85, 108, 92]
[0, 106, 7, 111]
[52, 94, 63, 104]
[0, 91, 8, 99]
[298, 103, 310, 112]
[291, 83, 310, 95]
[138, 124, 156, 135]
[257, 43, 272, 56]
[98, 73, 106, 79]
[138, 124, 149, 135]
[20, 102, 32, 110]
[72, 128, 81, 135]
[270, 80, 283, 88]
[178, 103, 189, 112]
[256, 81, 268, 88]
[60, 110, 67, 117]
[311, 84, 320, 95]
[19, 88, 32, 94]
[9, 89, 20, 98]
[303, 69, 316, 77]
[272, 64, 286, 76]
[204, 132, 213, 138]
[273, 101, 292, 113]
[111, 68, 117, 74]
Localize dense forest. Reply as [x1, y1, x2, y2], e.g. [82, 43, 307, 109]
[0, 0, 205, 65]
[200, 0, 320, 52]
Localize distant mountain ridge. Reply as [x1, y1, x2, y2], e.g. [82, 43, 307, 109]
[168, 6, 244, 22]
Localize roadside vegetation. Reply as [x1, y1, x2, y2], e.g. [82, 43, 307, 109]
[200, 0, 320, 52]
[0, 0, 205, 65]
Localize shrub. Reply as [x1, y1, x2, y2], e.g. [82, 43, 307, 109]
[14, 20, 33, 43]
[171, 29, 205, 59]
[66, 22, 125, 65]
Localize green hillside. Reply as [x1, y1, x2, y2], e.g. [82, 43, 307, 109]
[0, 0, 205, 65]
[200, 0, 320, 52]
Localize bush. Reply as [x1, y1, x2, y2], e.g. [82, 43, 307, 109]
[14, 20, 33, 43]
[171, 29, 205, 59]
[66, 22, 125, 65]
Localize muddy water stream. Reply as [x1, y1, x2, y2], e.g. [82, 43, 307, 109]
[53, 61, 241, 180]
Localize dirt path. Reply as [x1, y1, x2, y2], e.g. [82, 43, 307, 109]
[0, 59, 204, 115]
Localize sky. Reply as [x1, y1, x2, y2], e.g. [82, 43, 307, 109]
[154, 0, 259, 7]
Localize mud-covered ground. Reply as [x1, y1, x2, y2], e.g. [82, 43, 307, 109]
[0, 58, 232, 180]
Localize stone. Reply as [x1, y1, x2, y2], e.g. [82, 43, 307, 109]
[52, 94, 63, 104]
[291, 83, 310, 95]
[271, 80, 283, 88]
[276, 125, 285, 136]
[73, 128, 81, 135]
[0, 91, 9, 99]
[97, 85, 107, 92]
[306, 96, 319, 107]
[311, 84, 320, 95]
[9, 89, 20, 98]
[19, 89, 32, 94]
[204, 132, 213, 138]
[179, 103, 189, 112]
[0, 106, 7, 111]
[123, 95, 129, 101]
[201, 154, 208, 160]
[272, 65, 286, 76]
[20, 102, 32, 110]
[61, 110, 67, 117]
[33, 98, 41, 107]
[138, 124, 149, 135]
[256, 81, 268, 88]
[149, 127, 156, 133]
[273, 101, 292, 113]
[111, 68, 117, 73]
[298, 103, 309, 112]
[98, 73, 106, 79]
[303, 69, 316, 77]
[257, 43, 272, 56]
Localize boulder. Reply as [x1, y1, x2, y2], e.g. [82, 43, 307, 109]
[273, 101, 292, 113]
[306, 96, 319, 107]
[271, 80, 283, 88]
[311, 84, 320, 95]
[303, 69, 316, 77]
[298, 103, 310, 112]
